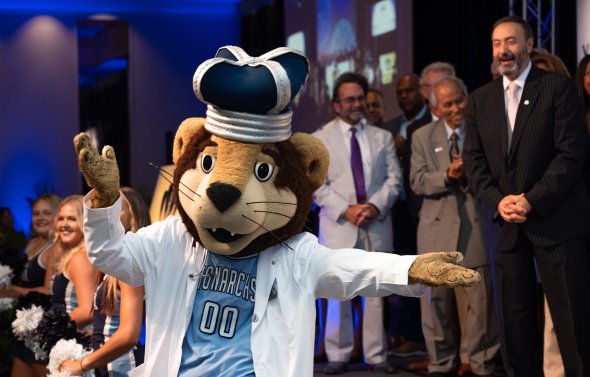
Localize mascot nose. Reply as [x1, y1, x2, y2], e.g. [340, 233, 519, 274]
[206, 182, 242, 213]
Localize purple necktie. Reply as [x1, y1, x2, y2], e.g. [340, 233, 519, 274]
[350, 127, 367, 204]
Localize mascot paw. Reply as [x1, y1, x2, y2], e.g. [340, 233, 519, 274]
[73, 133, 120, 208]
[408, 251, 481, 288]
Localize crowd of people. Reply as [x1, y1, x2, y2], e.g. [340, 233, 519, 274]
[313, 15, 590, 377]
[317, 17, 590, 377]
[0, 188, 149, 377]
[0, 14, 589, 377]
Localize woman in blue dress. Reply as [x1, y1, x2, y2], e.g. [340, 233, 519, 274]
[61, 188, 149, 376]
[48, 195, 100, 329]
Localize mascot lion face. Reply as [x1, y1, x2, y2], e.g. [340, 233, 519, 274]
[171, 46, 327, 257]
[172, 118, 328, 257]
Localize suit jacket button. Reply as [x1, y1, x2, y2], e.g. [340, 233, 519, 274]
[435, 217, 440, 221]
[252, 314, 259, 322]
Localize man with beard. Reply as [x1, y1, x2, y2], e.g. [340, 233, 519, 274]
[463, 16, 590, 377]
[313, 72, 401, 374]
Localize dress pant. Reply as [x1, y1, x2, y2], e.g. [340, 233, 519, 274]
[389, 199, 424, 343]
[421, 265, 499, 375]
[324, 229, 388, 365]
[493, 233, 590, 377]
[543, 294, 565, 377]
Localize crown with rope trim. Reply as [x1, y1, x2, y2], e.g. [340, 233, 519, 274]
[193, 46, 309, 143]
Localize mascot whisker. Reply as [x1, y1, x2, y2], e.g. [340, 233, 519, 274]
[73, 45, 480, 377]
[149, 162, 201, 200]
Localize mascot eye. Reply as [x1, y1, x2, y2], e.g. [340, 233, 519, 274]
[201, 154, 216, 173]
[254, 162, 274, 182]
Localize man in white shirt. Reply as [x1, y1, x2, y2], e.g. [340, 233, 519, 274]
[313, 72, 401, 374]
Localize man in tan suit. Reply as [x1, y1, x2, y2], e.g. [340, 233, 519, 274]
[410, 77, 499, 377]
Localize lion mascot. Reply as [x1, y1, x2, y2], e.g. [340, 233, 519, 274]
[73, 46, 479, 377]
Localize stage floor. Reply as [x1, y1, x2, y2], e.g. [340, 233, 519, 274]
[313, 355, 428, 376]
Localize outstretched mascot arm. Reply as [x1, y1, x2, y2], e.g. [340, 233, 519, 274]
[408, 251, 480, 288]
[73, 133, 120, 208]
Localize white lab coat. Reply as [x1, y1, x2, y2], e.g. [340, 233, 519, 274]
[83, 194, 425, 377]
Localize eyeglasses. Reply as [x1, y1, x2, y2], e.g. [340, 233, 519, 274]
[338, 95, 365, 105]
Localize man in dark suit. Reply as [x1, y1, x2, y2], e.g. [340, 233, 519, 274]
[365, 88, 386, 128]
[385, 73, 432, 188]
[381, 73, 431, 358]
[463, 16, 590, 377]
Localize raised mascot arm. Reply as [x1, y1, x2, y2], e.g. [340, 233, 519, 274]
[73, 133, 120, 208]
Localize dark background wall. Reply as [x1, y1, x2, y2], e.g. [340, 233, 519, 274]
[0, 2, 241, 232]
[242, 0, 579, 94]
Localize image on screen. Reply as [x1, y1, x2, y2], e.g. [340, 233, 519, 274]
[284, 0, 413, 133]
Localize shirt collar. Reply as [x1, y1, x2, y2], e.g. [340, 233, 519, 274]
[444, 121, 465, 140]
[337, 117, 365, 136]
[503, 60, 532, 91]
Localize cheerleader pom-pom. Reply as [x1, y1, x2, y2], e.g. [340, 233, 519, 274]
[12, 304, 47, 360]
[0, 263, 13, 287]
[0, 296, 16, 311]
[0, 247, 27, 283]
[36, 306, 78, 356]
[0, 264, 16, 310]
[47, 338, 92, 377]
[12, 304, 45, 339]
[34, 305, 92, 361]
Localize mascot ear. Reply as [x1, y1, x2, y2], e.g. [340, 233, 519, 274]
[289, 133, 329, 192]
[173, 118, 208, 164]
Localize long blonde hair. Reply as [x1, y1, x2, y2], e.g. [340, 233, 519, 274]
[52, 195, 85, 274]
[101, 188, 150, 316]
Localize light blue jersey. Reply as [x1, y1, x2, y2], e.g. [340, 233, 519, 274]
[179, 252, 258, 377]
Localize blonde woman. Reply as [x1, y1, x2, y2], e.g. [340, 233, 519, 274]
[61, 188, 149, 376]
[47, 195, 99, 329]
[2, 194, 61, 377]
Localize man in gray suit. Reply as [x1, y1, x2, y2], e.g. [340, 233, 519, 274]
[313, 72, 401, 374]
[410, 77, 499, 377]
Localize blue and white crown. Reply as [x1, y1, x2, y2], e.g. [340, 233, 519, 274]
[193, 45, 309, 143]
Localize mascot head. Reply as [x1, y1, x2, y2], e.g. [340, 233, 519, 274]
[172, 46, 328, 257]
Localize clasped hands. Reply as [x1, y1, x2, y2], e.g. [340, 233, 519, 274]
[344, 203, 379, 227]
[498, 193, 532, 223]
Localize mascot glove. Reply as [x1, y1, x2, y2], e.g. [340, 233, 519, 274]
[73, 133, 120, 208]
[408, 251, 481, 288]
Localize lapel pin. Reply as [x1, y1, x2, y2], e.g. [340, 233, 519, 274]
[524, 100, 529, 105]
[435, 147, 443, 152]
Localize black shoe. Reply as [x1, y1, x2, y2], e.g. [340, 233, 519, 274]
[325, 362, 348, 375]
[389, 340, 427, 357]
[429, 372, 456, 377]
[367, 361, 397, 373]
